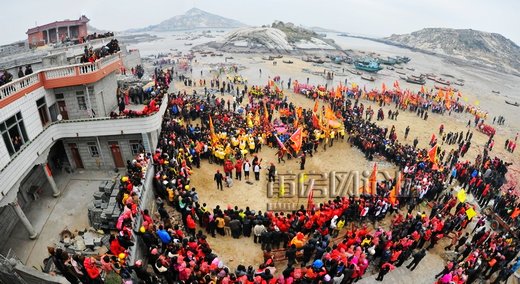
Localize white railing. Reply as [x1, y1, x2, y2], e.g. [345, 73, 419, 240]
[78, 63, 98, 74]
[0, 73, 40, 100]
[0, 52, 121, 102]
[44, 66, 76, 79]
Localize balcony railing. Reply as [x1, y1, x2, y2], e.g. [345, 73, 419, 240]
[0, 94, 168, 206]
[0, 52, 122, 104]
[0, 73, 40, 100]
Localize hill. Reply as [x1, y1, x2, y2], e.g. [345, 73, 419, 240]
[208, 21, 341, 54]
[128, 8, 246, 32]
[386, 28, 520, 74]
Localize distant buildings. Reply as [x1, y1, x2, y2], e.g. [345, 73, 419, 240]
[26, 15, 89, 47]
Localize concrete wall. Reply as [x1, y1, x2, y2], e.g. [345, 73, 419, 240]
[50, 72, 118, 119]
[91, 72, 118, 117]
[62, 134, 142, 170]
[51, 85, 98, 120]
[122, 48, 142, 69]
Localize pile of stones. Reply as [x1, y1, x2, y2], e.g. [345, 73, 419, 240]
[87, 179, 121, 230]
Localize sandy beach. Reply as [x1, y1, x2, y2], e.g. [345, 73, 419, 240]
[130, 31, 520, 281]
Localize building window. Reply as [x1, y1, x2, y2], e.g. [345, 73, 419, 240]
[76, 91, 87, 110]
[36, 97, 50, 127]
[129, 140, 142, 155]
[1, 112, 29, 156]
[87, 142, 99, 157]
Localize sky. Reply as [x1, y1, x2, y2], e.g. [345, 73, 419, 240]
[1, 0, 519, 45]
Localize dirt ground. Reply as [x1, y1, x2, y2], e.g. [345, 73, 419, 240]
[170, 53, 520, 271]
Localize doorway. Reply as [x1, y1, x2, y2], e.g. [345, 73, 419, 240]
[109, 141, 125, 168]
[57, 100, 69, 120]
[68, 143, 84, 168]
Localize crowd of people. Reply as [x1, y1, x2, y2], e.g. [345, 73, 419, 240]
[45, 59, 520, 284]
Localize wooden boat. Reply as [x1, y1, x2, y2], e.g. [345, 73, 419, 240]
[273, 55, 283, 59]
[378, 57, 397, 65]
[505, 100, 519, 107]
[262, 56, 275, 61]
[434, 77, 450, 85]
[282, 60, 293, 64]
[347, 69, 362, 75]
[386, 66, 394, 70]
[405, 76, 426, 85]
[393, 65, 404, 69]
[406, 67, 415, 71]
[453, 81, 464, 86]
[361, 74, 375, 81]
[396, 56, 411, 63]
[492, 90, 500, 94]
[396, 70, 406, 75]
[184, 43, 193, 46]
[434, 85, 450, 91]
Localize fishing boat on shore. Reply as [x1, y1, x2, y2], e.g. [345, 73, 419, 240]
[405, 76, 426, 85]
[378, 57, 397, 65]
[361, 74, 375, 81]
[387, 66, 394, 70]
[406, 67, 415, 71]
[393, 65, 404, 69]
[396, 56, 411, 63]
[434, 77, 450, 85]
[396, 70, 406, 75]
[354, 60, 383, 73]
[347, 69, 362, 75]
[505, 100, 519, 107]
[453, 81, 464, 86]
[282, 60, 293, 64]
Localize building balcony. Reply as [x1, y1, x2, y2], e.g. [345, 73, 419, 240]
[0, 52, 123, 108]
[0, 94, 167, 207]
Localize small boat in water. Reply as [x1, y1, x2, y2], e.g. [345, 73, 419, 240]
[505, 100, 519, 107]
[492, 90, 501, 94]
[282, 60, 293, 64]
[361, 74, 375, 81]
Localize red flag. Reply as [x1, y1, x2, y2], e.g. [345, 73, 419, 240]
[290, 127, 303, 153]
[428, 145, 438, 164]
[382, 82, 387, 93]
[312, 113, 321, 129]
[313, 100, 319, 113]
[307, 182, 315, 212]
[369, 163, 377, 195]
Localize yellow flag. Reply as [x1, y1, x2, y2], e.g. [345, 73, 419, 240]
[466, 207, 477, 220]
[457, 189, 467, 203]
